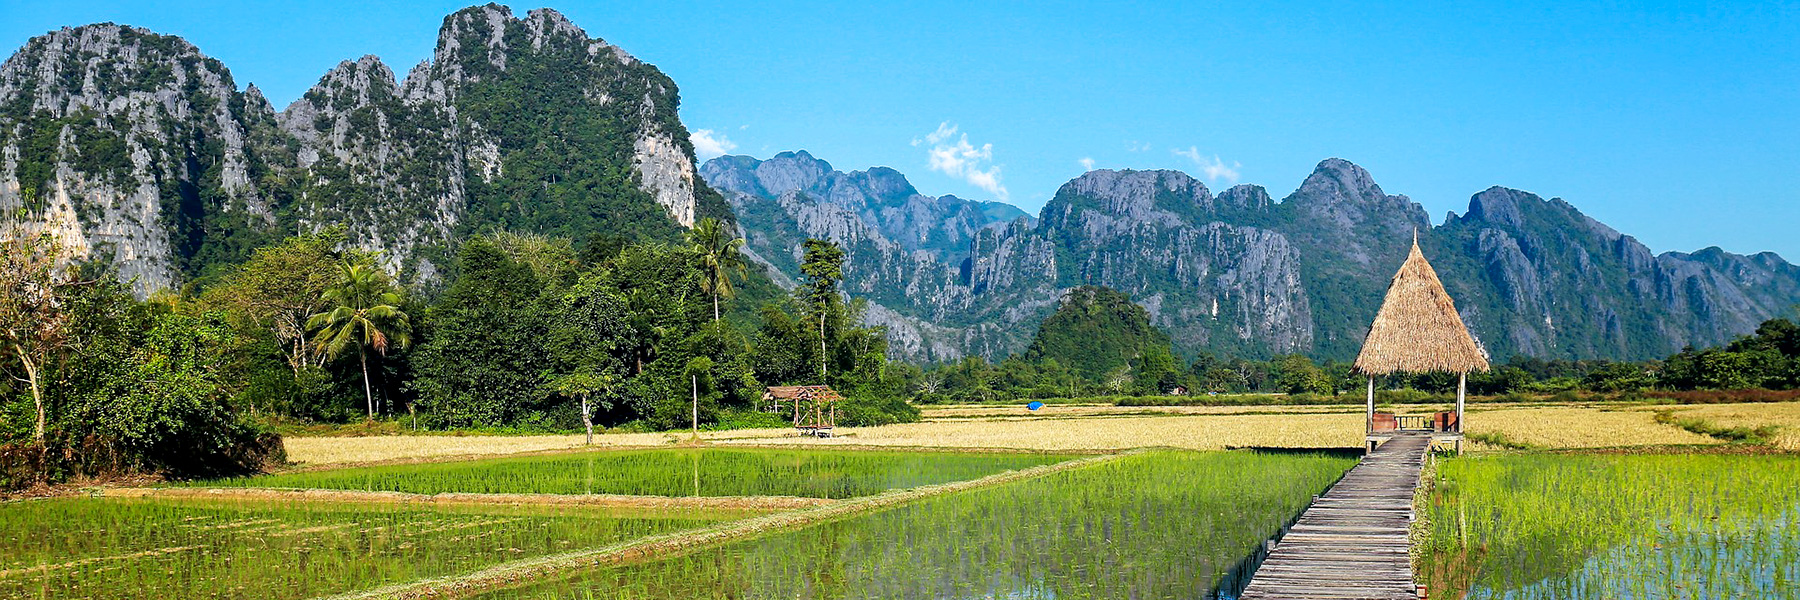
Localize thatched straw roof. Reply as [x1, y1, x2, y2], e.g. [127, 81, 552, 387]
[1354, 237, 1490, 375]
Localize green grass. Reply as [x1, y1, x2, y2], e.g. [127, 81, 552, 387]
[191, 448, 1080, 499]
[1418, 454, 1800, 599]
[467, 450, 1358, 600]
[0, 497, 743, 600]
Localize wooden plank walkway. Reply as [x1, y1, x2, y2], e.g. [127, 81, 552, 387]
[1240, 432, 1431, 600]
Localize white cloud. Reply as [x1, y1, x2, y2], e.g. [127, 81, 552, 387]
[926, 122, 958, 144]
[1172, 146, 1241, 184]
[691, 129, 737, 160]
[1126, 140, 1152, 152]
[920, 122, 1008, 201]
[1079, 157, 1095, 170]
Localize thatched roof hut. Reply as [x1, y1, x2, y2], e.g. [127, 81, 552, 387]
[1354, 237, 1490, 375]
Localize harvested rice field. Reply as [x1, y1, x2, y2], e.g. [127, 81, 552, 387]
[194, 448, 1078, 499]
[1652, 402, 1800, 449]
[278, 404, 1783, 467]
[469, 450, 1357, 600]
[1418, 454, 1800, 599]
[0, 496, 742, 600]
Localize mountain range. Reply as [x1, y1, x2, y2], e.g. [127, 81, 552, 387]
[5, 4, 1796, 363]
[705, 151, 1800, 362]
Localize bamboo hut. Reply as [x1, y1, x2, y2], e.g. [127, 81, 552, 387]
[762, 385, 841, 437]
[1353, 235, 1490, 453]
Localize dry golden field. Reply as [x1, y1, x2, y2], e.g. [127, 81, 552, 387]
[1656, 402, 1800, 449]
[284, 402, 1795, 465]
[920, 403, 1394, 420]
[1462, 406, 1721, 448]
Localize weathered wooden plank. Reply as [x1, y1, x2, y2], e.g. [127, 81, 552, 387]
[1239, 432, 1430, 600]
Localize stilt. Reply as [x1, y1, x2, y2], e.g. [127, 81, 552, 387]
[1455, 372, 1467, 455]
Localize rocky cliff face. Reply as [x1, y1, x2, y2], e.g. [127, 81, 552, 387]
[711, 152, 1800, 362]
[1434, 186, 1800, 359]
[1, 5, 723, 293]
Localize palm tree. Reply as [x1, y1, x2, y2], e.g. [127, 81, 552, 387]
[687, 217, 747, 321]
[308, 260, 411, 419]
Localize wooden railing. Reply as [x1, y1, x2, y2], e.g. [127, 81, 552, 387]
[1370, 412, 1461, 434]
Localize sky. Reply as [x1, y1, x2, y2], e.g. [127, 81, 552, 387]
[5, 1, 1798, 259]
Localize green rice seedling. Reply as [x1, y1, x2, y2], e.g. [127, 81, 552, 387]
[467, 450, 1357, 600]
[192, 448, 1078, 498]
[1417, 454, 1800, 599]
[0, 496, 741, 599]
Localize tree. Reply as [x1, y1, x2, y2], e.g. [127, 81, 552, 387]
[201, 227, 346, 377]
[545, 371, 614, 445]
[687, 217, 747, 321]
[308, 260, 411, 419]
[0, 232, 88, 441]
[798, 240, 845, 381]
[413, 237, 559, 427]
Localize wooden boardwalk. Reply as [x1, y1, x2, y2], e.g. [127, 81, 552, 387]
[1240, 432, 1431, 600]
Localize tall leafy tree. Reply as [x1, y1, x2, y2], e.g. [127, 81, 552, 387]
[201, 227, 347, 377]
[687, 217, 747, 322]
[798, 239, 845, 381]
[307, 260, 411, 419]
[0, 232, 90, 441]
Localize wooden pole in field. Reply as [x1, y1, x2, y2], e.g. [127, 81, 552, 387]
[691, 374, 700, 442]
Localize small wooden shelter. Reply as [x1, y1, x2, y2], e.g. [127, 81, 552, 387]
[762, 385, 841, 437]
[1354, 235, 1490, 453]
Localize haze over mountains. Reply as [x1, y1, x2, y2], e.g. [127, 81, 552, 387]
[4, 4, 1796, 364]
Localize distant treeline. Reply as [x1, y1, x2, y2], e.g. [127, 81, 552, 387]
[911, 286, 1800, 403]
[1, 224, 919, 488]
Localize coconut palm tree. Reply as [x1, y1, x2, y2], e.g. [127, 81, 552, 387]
[308, 260, 411, 419]
[687, 217, 747, 321]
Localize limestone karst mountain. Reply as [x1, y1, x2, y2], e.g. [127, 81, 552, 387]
[706, 151, 1800, 362]
[0, 5, 729, 293]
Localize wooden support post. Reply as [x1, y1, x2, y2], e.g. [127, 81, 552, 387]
[1365, 375, 1376, 453]
[1455, 372, 1467, 455]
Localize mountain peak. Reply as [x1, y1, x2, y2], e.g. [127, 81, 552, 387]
[522, 8, 586, 48]
[1297, 158, 1386, 204]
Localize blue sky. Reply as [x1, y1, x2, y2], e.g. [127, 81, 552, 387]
[6, 1, 1797, 258]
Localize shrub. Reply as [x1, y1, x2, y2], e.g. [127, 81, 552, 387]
[837, 396, 921, 427]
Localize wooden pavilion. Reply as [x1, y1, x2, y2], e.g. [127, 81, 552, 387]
[762, 385, 841, 437]
[1353, 235, 1490, 453]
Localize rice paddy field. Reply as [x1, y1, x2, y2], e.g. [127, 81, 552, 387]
[0, 496, 743, 600]
[277, 402, 1795, 465]
[1417, 454, 1800, 599]
[10, 401, 1800, 599]
[468, 450, 1357, 600]
[195, 448, 1078, 499]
